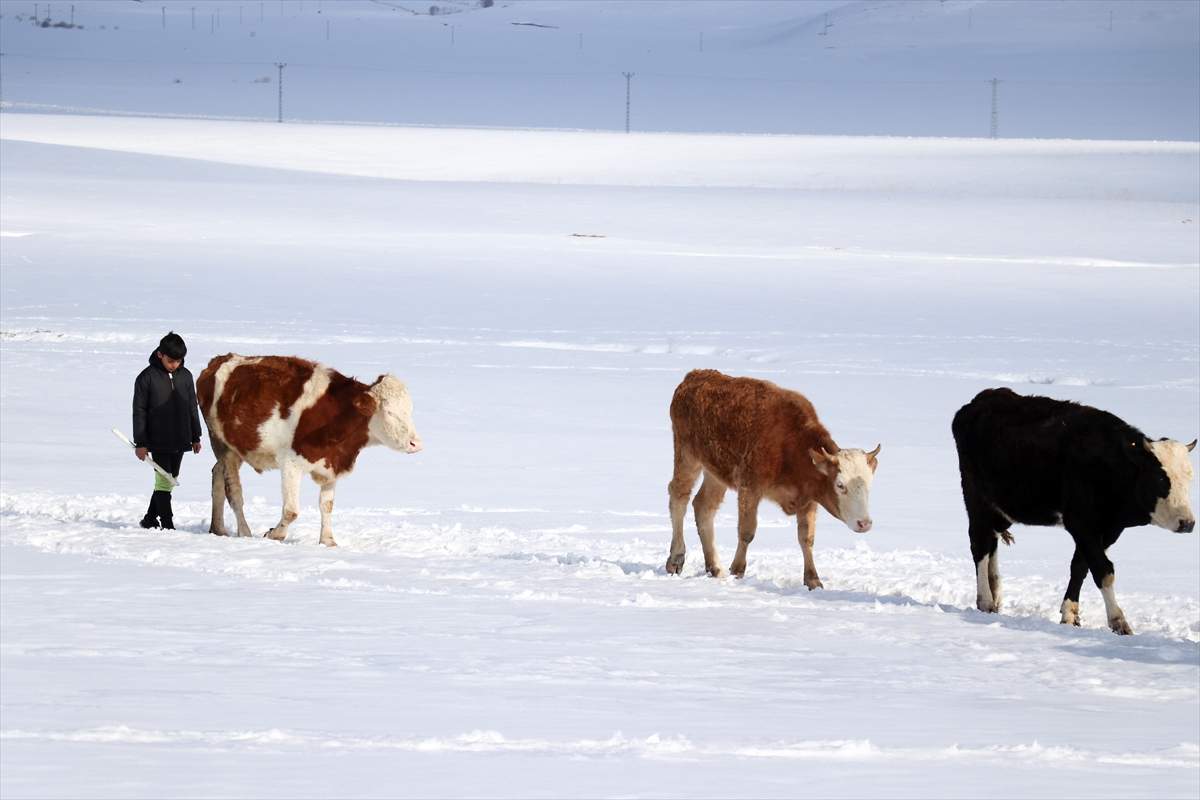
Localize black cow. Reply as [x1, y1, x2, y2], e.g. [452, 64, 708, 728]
[952, 388, 1195, 635]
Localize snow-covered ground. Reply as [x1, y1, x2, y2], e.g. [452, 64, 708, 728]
[1, 0, 1197, 140]
[2, 2, 1199, 798]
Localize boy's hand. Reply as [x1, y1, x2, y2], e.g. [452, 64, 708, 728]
[192, 442, 202, 454]
[135, 447, 148, 461]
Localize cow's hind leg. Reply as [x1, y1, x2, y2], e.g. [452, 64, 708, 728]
[210, 453, 230, 537]
[693, 472, 728, 578]
[210, 437, 253, 537]
[266, 460, 303, 542]
[961, 473, 1009, 612]
[316, 477, 338, 547]
[1060, 548, 1088, 626]
[797, 500, 823, 590]
[666, 445, 701, 575]
[728, 489, 762, 579]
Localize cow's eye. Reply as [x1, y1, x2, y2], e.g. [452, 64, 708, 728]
[836, 480, 846, 492]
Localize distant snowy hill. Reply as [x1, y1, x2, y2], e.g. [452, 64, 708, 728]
[1, 0, 1196, 139]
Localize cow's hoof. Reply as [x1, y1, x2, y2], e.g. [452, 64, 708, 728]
[1110, 617, 1133, 636]
[265, 527, 287, 541]
[707, 566, 728, 579]
[665, 553, 686, 575]
[976, 599, 998, 613]
[805, 578, 824, 591]
[209, 527, 230, 537]
[320, 538, 338, 547]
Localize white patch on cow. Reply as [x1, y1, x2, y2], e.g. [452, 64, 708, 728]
[833, 449, 874, 533]
[367, 374, 422, 453]
[244, 366, 332, 472]
[975, 555, 994, 611]
[1060, 599, 1080, 626]
[1148, 439, 1197, 532]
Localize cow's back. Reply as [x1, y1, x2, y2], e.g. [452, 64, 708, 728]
[671, 369, 828, 487]
[952, 388, 1148, 524]
[200, 354, 319, 458]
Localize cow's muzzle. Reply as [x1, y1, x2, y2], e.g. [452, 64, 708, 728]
[406, 437, 423, 454]
[1177, 519, 1196, 534]
[854, 518, 873, 533]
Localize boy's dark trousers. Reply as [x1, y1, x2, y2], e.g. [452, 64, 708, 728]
[141, 451, 185, 530]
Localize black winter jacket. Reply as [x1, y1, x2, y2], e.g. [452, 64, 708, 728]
[133, 352, 203, 452]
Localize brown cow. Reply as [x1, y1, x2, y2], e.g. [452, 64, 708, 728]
[197, 354, 422, 546]
[667, 369, 880, 585]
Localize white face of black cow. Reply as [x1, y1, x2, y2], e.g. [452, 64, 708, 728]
[367, 375, 422, 454]
[1147, 439, 1196, 533]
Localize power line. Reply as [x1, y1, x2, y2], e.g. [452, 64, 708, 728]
[0, 53, 1194, 87]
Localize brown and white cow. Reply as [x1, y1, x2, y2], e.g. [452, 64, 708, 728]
[197, 354, 422, 546]
[667, 369, 880, 585]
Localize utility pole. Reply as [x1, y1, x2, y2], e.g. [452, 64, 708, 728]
[623, 72, 634, 133]
[191, 7, 195, 29]
[989, 78, 1001, 139]
[700, 31, 703, 51]
[70, 5, 74, 25]
[276, 62, 286, 122]
[1109, 11, 1113, 32]
[162, 6, 166, 28]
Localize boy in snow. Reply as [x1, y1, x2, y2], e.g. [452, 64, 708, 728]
[132, 332, 203, 529]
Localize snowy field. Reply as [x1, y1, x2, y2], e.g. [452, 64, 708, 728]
[2, 2, 1199, 798]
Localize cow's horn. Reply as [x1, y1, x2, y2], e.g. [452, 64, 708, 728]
[821, 447, 836, 460]
[1188, 439, 1197, 452]
[867, 444, 881, 459]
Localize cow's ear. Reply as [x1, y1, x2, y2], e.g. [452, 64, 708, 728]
[353, 393, 377, 417]
[810, 448, 831, 475]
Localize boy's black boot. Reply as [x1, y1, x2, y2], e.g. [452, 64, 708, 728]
[140, 497, 160, 529]
[153, 490, 175, 530]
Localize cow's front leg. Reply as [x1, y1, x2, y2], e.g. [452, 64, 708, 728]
[1070, 525, 1132, 635]
[266, 460, 303, 542]
[796, 501, 822, 589]
[316, 477, 338, 547]
[1060, 549, 1088, 626]
[693, 472, 728, 578]
[1097, 572, 1132, 635]
[729, 490, 761, 578]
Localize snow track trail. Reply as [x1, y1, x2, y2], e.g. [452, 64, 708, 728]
[3, 492, 1199, 644]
